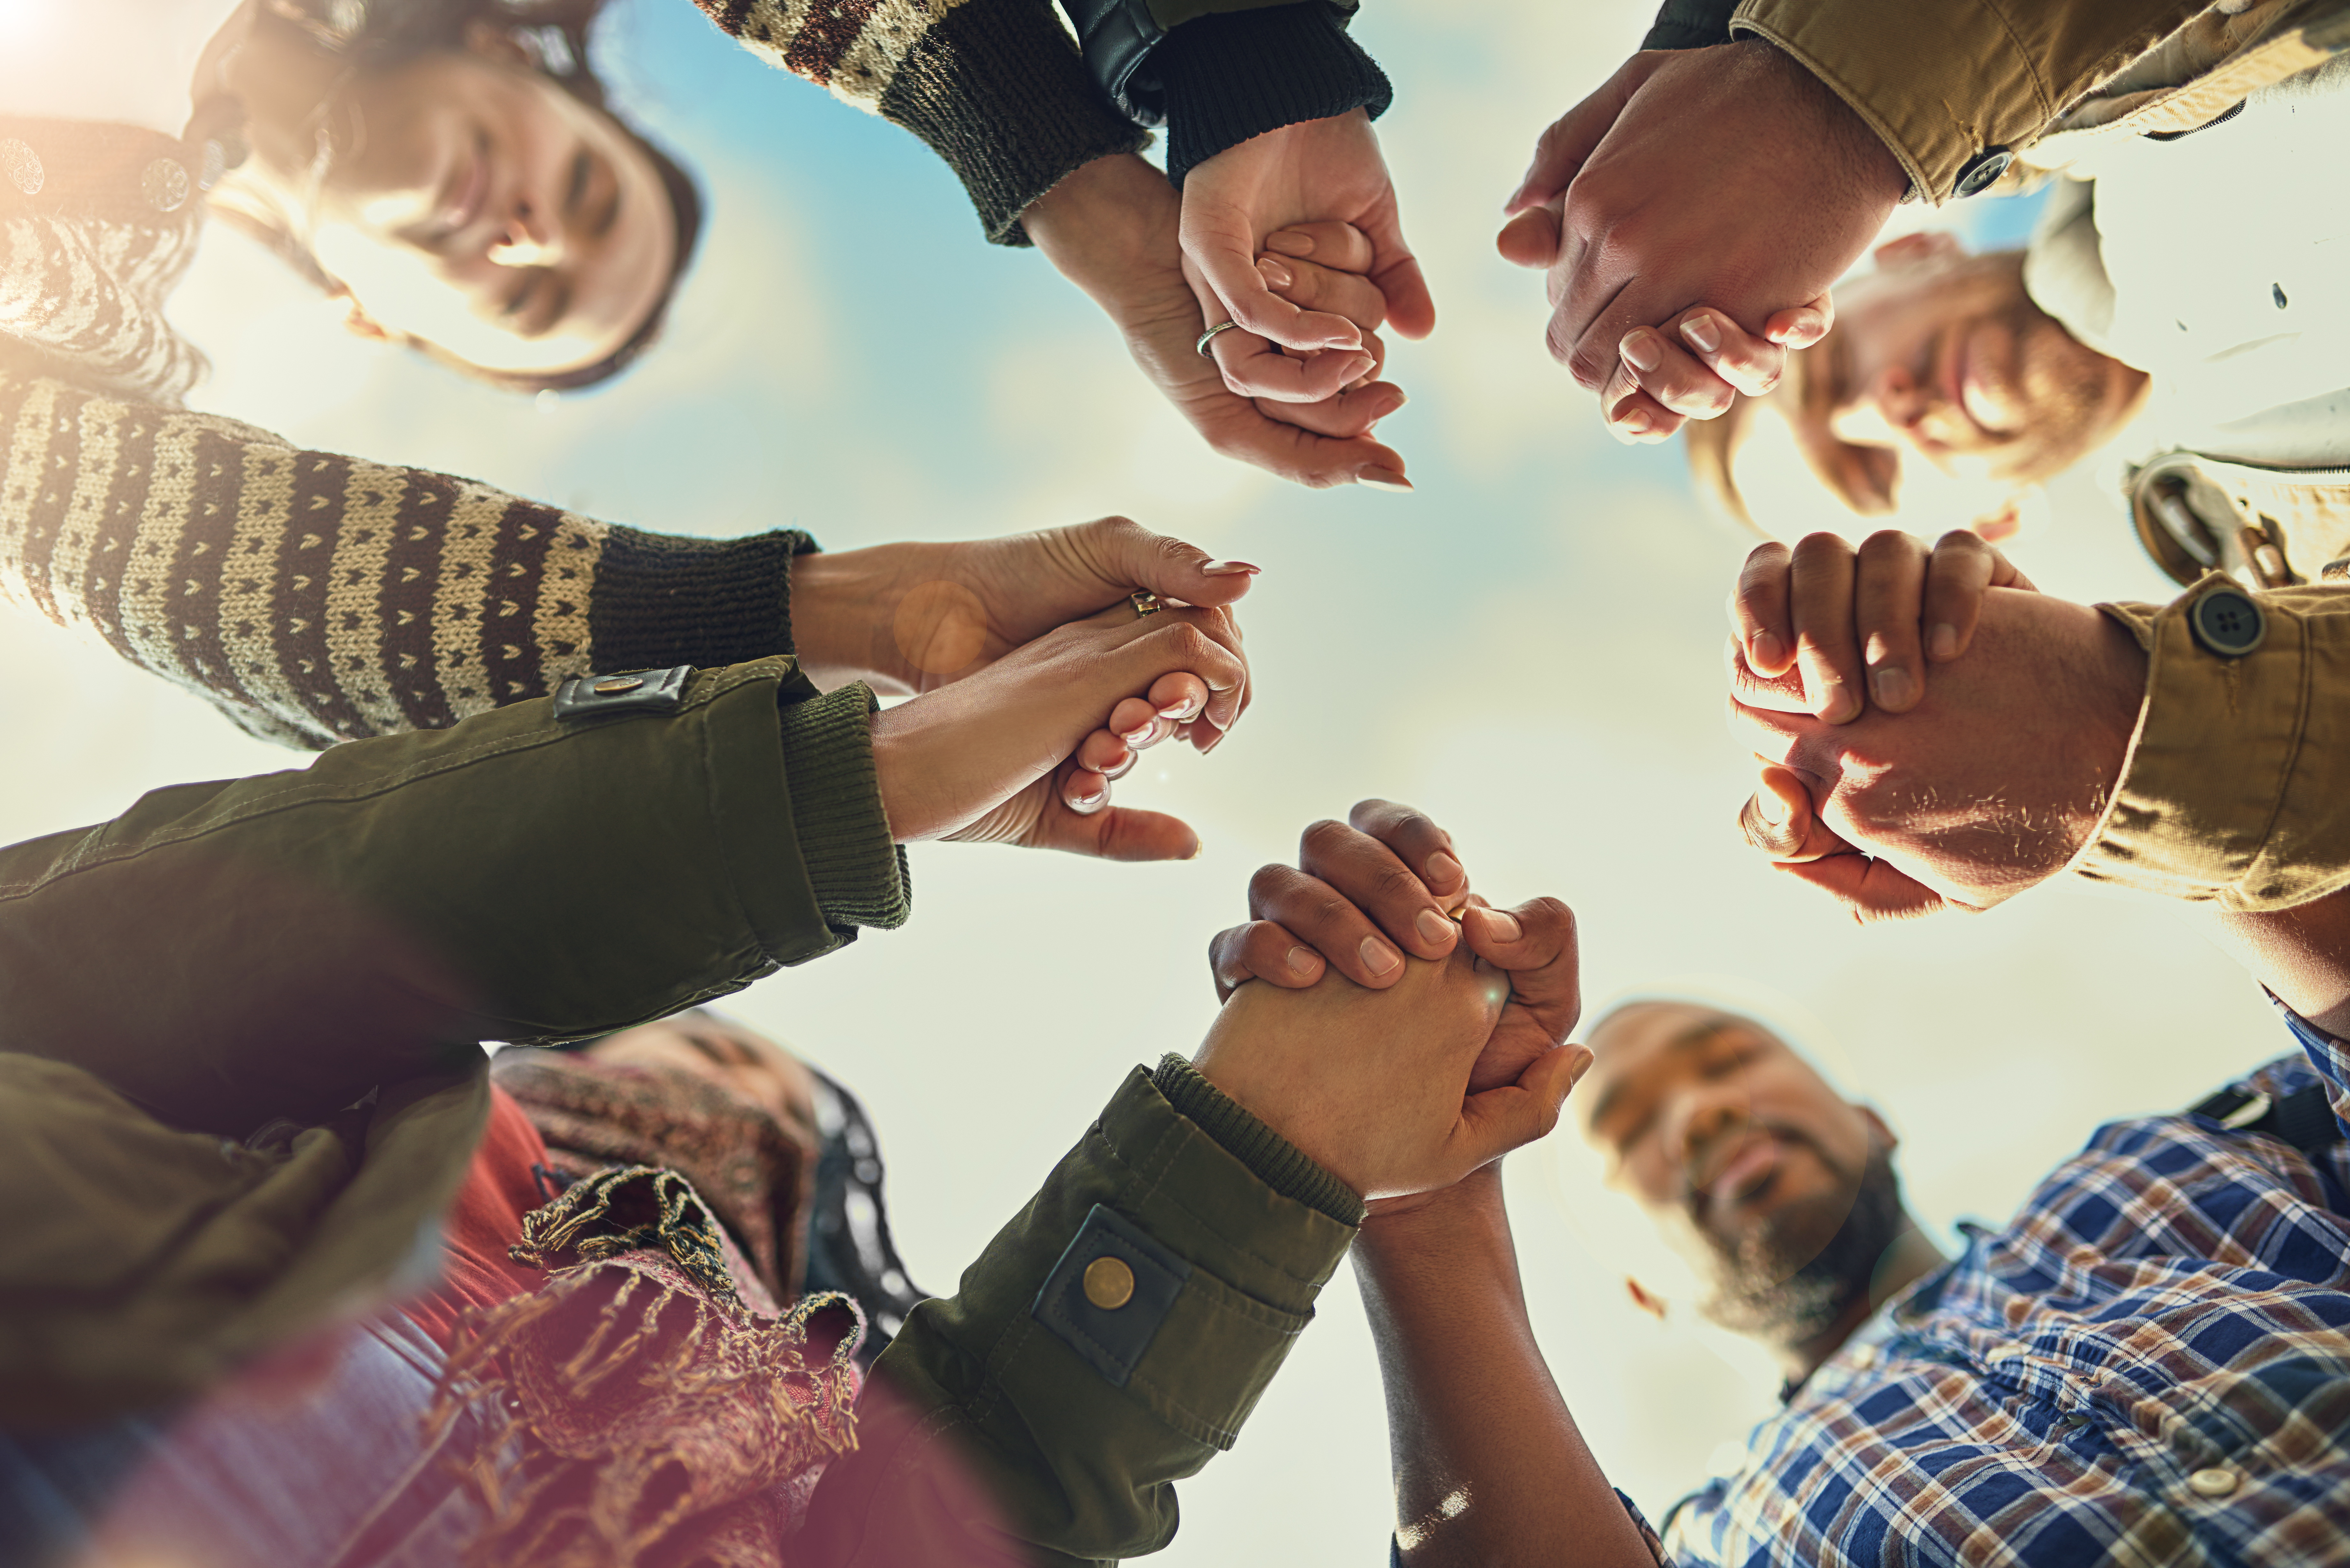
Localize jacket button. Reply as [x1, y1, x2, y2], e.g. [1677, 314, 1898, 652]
[1, 139, 41, 196]
[1083, 1256, 1136, 1310]
[1954, 146, 2013, 197]
[2188, 584, 2266, 657]
[593, 675, 645, 694]
[2187, 1466, 2239, 1497]
[143, 158, 191, 213]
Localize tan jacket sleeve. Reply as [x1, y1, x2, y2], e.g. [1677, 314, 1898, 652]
[1730, 0, 2203, 200]
[2073, 577, 2350, 910]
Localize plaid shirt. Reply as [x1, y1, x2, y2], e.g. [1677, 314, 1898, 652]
[1657, 1015, 2350, 1567]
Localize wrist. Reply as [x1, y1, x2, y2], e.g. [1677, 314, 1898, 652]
[788, 547, 917, 695]
[1023, 152, 1177, 316]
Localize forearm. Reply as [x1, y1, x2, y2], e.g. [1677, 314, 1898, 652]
[0, 365, 810, 748]
[1356, 1171, 1658, 1568]
[800, 1057, 1358, 1566]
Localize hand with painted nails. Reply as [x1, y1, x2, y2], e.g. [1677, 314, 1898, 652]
[1022, 151, 1411, 490]
[1194, 806, 1588, 1202]
[1208, 799, 1586, 1096]
[1497, 41, 1902, 405]
[1728, 529, 2035, 724]
[870, 598, 1248, 861]
[1727, 586, 2145, 920]
[1602, 296, 1831, 445]
[791, 515, 1258, 751]
[1221, 220, 1412, 483]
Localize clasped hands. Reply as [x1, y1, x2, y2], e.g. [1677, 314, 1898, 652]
[1724, 529, 2150, 920]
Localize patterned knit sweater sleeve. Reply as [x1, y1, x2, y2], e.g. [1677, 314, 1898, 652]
[685, 0, 1148, 244]
[0, 359, 814, 750]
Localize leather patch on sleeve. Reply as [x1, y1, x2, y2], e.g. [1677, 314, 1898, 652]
[1030, 1203, 1191, 1389]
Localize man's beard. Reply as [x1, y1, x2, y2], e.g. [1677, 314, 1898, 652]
[1695, 1137, 1905, 1347]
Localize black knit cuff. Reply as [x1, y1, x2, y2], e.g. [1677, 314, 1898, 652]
[1152, 1054, 1365, 1226]
[879, 0, 1153, 245]
[777, 682, 912, 931]
[1155, 3, 1392, 186]
[1642, 0, 1738, 50]
[589, 527, 817, 673]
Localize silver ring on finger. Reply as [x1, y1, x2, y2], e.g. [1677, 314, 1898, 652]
[1195, 320, 1241, 358]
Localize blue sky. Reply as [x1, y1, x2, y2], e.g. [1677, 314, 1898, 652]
[0, 1, 2279, 1559]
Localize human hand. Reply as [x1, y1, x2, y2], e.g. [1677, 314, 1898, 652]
[1193, 893, 1588, 1202]
[868, 601, 1245, 860]
[1731, 529, 2035, 723]
[1729, 587, 2146, 918]
[1497, 41, 1904, 395]
[1600, 297, 1831, 444]
[792, 516, 1255, 751]
[1181, 109, 1432, 380]
[1023, 152, 1409, 489]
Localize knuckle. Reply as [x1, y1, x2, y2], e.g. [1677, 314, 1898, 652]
[1792, 530, 1854, 564]
[1300, 818, 1351, 858]
[1857, 528, 1920, 563]
[1246, 865, 1292, 905]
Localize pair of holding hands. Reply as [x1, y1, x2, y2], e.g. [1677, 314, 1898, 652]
[787, 516, 1259, 862]
[1727, 529, 2149, 921]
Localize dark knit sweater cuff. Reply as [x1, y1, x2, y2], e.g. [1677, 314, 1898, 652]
[777, 682, 912, 931]
[591, 527, 817, 674]
[1642, 0, 1738, 50]
[1152, 1054, 1365, 1226]
[880, 0, 1152, 244]
[1155, 4, 1392, 186]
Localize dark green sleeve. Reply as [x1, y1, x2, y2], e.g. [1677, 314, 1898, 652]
[1642, 0, 1738, 49]
[0, 362, 817, 751]
[0, 657, 904, 1136]
[800, 1057, 1360, 1566]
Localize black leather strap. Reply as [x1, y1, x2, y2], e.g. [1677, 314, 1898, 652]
[1059, 0, 1171, 124]
[2189, 1083, 2344, 1157]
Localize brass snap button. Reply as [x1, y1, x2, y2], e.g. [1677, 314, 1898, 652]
[1082, 1256, 1135, 1310]
[592, 675, 645, 695]
[1, 139, 41, 196]
[2187, 1466, 2239, 1498]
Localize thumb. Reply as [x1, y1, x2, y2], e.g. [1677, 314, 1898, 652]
[1054, 803, 1204, 862]
[1454, 1043, 1592, 1171]
[1737, 765, 1845, 862]
[1077, 517, 1262, 610]
[1496, 204, 1563, 269]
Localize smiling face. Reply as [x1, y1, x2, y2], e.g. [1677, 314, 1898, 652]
[1578, 1002, 1903, 1343]
[221, 23, 679, 383]
[1692, 235, 2147, 531]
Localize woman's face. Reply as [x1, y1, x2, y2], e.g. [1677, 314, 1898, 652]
[298, 44, 676, 380]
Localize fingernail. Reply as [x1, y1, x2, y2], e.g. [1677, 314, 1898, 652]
[1479, 908, 1522, 941]
[1073, 788, 1106, 813]
[1287, 945, 1319, 977]
[1156, 695, 1201, 720]
[1256, 257, 1295, 290]
[1360, 936, 1400, 975]
[1264, 230, 1315, 257]
[1928, 622, 1960, 661]
[1872, 667, 1912, 708]
[1567, 1047, 1596, 1089]
[1619, 330, 1661, 373]
[1201, 560, 1260, 576]
[1427, 850, 1463, 889]
[1357, 466, 1413, 492]
[1121, 722, 1155, 744]
[1679, 315, 1720, 354]
[1621, 410, 1653, 436]
[1818, 684, 1859, 724]
[1755, 790, 1787, 827]
[1416, 908, 1454, 945]
[1750, 631, 1786, 669]
[1187, 839, 1205, 860]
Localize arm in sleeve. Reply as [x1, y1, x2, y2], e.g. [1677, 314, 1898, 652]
[0, 363, 814, 749]
[1139, 2, 1393, 185]
[1729, 0, 2203, 200]
[798, 1055, 1361, 1567]
[0, 657, 906, 1135]
[1643, 0, 1738, 50]
[2073, 577, 2350, 910]
[684, 0, 1148, 245]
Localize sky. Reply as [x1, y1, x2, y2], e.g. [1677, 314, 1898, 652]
[0, 1, 2301, 1560]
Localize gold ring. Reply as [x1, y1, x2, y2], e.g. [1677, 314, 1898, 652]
[1129, 589, 1164, 619]
[1195, 321, 1242, 358]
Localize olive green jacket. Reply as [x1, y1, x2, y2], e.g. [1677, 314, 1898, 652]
[0, 657, 1357, 1564]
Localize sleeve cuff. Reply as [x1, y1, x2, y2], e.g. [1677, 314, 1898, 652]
[2071, 581, 2350, 910]
[1643, 0, 1739, 50]
[776, 681, 912, 931]
[880, 0, 1152, 244]
[1155, 3, 1393, 186]
[1153, 1054, 1365, 1226]
[589, 527, 817, 673]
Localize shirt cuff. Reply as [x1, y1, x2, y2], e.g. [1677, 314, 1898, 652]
[2071, 579, 2350, 910]
[776, 681, 912, 931]
[1152, 1054, 1365, 1225]
[1155, 3, 1393, 186]
[588, 526, 816, 674]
